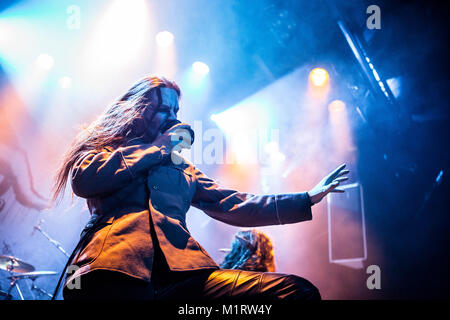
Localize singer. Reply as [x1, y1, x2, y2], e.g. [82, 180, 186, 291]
[52, 76, 348, 300]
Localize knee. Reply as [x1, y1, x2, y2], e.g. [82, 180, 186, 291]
[284, 275, 321, 301]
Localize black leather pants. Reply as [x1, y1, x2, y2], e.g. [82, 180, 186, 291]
[63, 267, 320, 301]
[154, 268, 321, 301]
[64, 221, 321, 301]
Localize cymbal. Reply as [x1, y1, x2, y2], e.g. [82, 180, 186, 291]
[0, 255, 35, 273]
[9, 271, 58, 280]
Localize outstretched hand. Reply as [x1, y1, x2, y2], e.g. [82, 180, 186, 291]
[308, 164, 349, 205]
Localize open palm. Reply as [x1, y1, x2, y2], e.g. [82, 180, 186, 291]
[308, 164, 349, 205]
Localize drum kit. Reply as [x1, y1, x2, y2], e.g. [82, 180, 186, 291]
[0, 219, 71, 300]
[0, 255, 57, 300]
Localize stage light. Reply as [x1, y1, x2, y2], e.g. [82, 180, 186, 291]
[386, 77, 402, 99]
[210, 95, 273, 165]
[83, 0, 150, 74]
[58, 76, 72, 89]
[309, 68, 329, 87]
[155, 30, 177, 78]
[328, 100, 346, 113]
[328, 99, 355, 160]
[35, 54, 54, 71]
[264, 141, 280, 154]
[192, 61, 210, 76]
[155, 31, 174, 47]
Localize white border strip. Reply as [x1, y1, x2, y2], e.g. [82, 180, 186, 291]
[327, 182, 367, 267]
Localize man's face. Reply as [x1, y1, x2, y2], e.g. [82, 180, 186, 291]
[143, 88, 179, 142]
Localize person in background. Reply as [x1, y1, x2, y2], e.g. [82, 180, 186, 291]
[220, 229, 276, 272]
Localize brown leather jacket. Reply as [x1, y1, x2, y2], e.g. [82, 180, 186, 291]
[65, 141, 313, 284]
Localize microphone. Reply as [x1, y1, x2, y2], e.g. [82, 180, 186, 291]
[160, 119, 195, 145]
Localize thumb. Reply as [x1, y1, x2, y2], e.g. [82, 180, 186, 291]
[327, 181, 340, 192]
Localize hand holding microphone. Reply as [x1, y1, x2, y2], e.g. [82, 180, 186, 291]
[152, 119, 195, 162]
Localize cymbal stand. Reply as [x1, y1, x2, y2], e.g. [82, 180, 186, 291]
[33, 220, 70, 258]
[30, 282, 53, 299]
[4, 262, 24, 300]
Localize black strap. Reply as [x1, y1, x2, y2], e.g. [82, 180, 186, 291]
[51, 231, 90, 300]
[51, 213, 100, 300]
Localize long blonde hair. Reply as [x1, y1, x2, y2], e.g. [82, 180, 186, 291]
[51, 76, 180, 204]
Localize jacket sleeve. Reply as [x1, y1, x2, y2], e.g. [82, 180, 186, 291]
[71, 144, 169, 198]
[190, 166, 313, 227]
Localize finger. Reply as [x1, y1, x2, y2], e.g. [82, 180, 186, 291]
[336, 169, 349, 178]
[176, 135, 192, 149]
[326, 181, 340, 192]
[332, 163, 347, 175]
[173, 127, 192, 135]
[179, 141, 191, 149]
[176, 130, 192, 140]
[167, 123, 192, 134]
[326, 164, 346, 184]
[170, 130, 191, 143]
[330, 188, 345, 193]
[334, 176, 348, 183]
